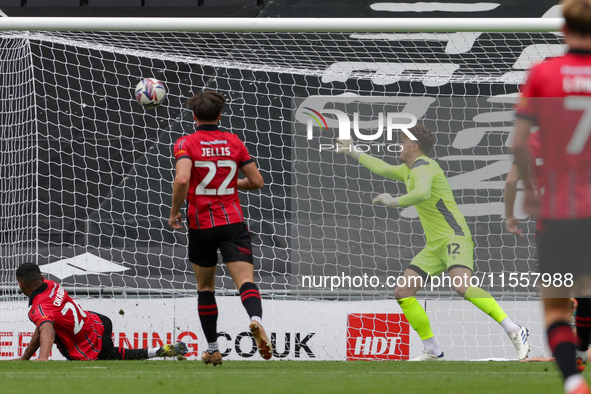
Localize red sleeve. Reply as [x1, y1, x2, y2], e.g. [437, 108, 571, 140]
[515, 64, 541, 123]
[236, 136, 254, 167]
[174, 137, 192, 161]
[28, 305, 55, 327]
[527, 130, 542, 159]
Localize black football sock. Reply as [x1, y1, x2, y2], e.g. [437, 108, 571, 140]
[575, 298, 591, 353]
[548, 320, 579, 380]
[119, 348, 149, 360]
[100, 347, 149, 360]
[198, 290, 219, 345]
[239, 282, 262, 319]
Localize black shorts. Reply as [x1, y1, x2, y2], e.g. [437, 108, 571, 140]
[538, 218, 591, 278]
[95, 313, 115, 360]
[189, 222, 253, 267]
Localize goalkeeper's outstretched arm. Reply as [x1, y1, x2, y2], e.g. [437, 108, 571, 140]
[336, 139, 433, 208]
[371, 170, 433, 208]
[336, 139, 405, 181]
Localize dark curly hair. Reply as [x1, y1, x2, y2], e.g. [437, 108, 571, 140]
[16, 263, 43, 286]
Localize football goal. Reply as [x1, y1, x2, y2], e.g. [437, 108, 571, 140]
[0, 17, 562, 361]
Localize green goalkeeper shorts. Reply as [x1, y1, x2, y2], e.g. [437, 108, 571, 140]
[407, 236, 474, 279]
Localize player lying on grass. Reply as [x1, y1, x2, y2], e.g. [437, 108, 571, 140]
[15, 263, 188, 361]
[336, 124, 531, 361]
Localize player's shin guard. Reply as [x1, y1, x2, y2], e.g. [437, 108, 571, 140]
[198, 290, 219, 344]
[397, 297, 434, 340]
[464, 286, 508, 323]
[239, 282, 262, 320]
[575, 298, 591, 353]
[548, 321, 580, 380]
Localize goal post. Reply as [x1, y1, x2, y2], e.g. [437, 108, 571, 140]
[0, 17, 561, 361]
[0, 17, 564, 32]
[0, 36, 37, 304]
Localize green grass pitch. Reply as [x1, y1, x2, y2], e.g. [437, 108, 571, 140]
[0, 360, 583, 394]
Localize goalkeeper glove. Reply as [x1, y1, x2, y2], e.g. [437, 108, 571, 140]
[372, 193, 400, 208]
[335, 139, 362, 160]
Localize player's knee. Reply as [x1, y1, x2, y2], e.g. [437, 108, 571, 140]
[394, 285, 415, 300]
[454, 285, 468, 297]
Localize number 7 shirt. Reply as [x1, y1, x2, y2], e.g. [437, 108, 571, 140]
[28, 280, 105, 360]
[515, 49, 591, 220]
[173, 124, 254, 230]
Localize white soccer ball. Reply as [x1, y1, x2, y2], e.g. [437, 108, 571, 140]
[135, 78, 166, 109]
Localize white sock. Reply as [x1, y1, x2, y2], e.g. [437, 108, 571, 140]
[251, 316, 262, 324]
[208, 342, 219, 354]
[500, 317, 521, 336]
[147, 347, 159, 358]
[422, 337, 443, 356]
[565, 374, 585, 393]
[577, 349, 588, 362]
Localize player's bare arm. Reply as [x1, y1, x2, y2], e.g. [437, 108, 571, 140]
[34, 322, 55, 361]
[511, 117, 539, 217]
[18, 323, 55, 361]
[237, 162, 264, 190]
[169, 157, 192, 230]
[504, 163, 524, 238]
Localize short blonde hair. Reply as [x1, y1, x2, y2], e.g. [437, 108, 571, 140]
[562, 0, 591, 36]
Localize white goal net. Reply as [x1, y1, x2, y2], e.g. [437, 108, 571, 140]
[0, 21, 562, 360]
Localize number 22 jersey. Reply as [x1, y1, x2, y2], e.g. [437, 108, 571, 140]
[174, 124, 254, 230]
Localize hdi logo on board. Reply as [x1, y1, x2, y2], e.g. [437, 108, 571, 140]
[346, 313, 410, 360]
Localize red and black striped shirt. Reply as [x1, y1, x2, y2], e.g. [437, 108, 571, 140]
[516, 50, 591, 220]
[28, 280, 105, 360]
[174, 125, 253, 230]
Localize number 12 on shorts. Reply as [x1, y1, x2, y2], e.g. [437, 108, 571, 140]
[447, 243, 460, 256]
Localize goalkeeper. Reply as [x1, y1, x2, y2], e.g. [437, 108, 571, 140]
[336, 124, 531, 361]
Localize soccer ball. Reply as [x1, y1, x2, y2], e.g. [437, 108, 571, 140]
[135, 78, 166, 109]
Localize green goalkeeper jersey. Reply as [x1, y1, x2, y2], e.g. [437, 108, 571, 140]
[359, 154, 471, 242]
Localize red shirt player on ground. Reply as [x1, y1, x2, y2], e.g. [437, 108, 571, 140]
[168, 90, 273, 366]
[27, 279, 104, 360]
[15, 263, 187, 361]
[512, 1, 591, 393]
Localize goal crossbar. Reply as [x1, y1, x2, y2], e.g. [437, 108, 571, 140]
[0, 17, 563, 33]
